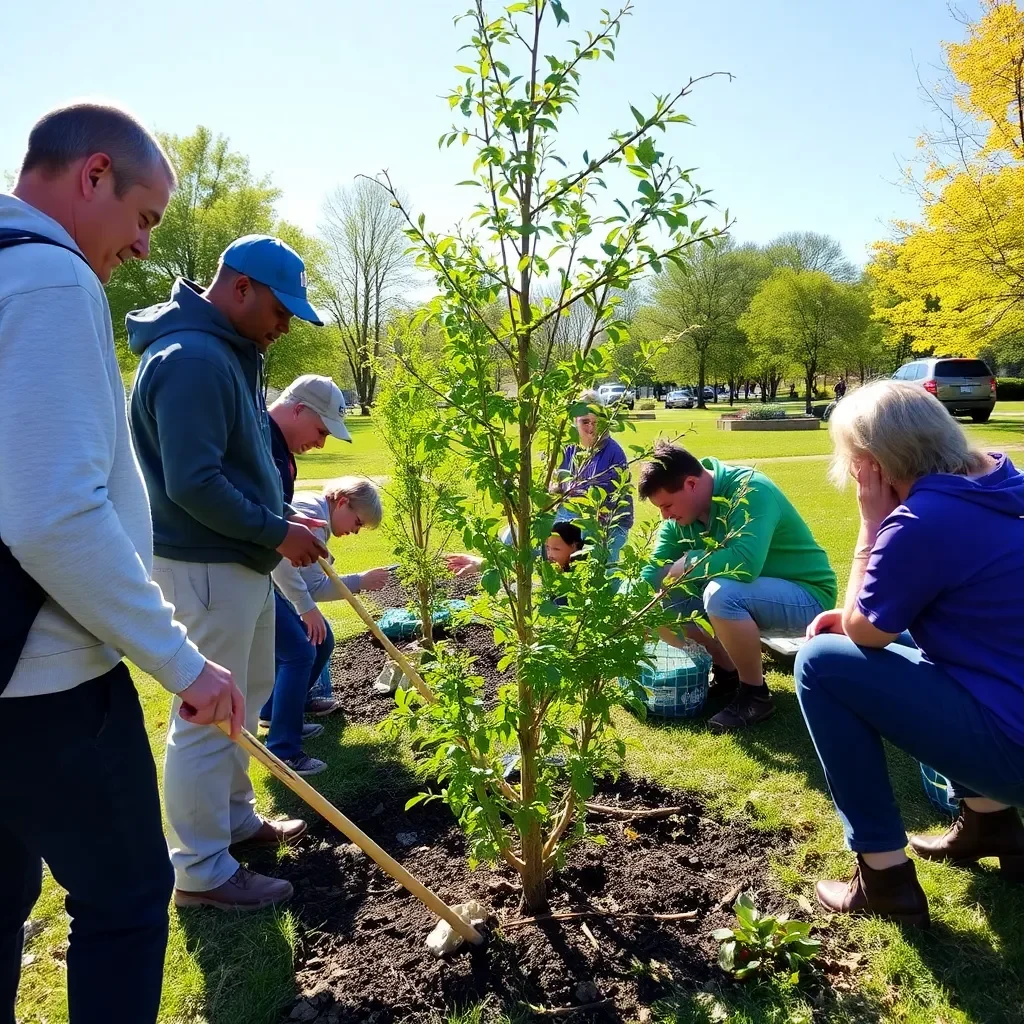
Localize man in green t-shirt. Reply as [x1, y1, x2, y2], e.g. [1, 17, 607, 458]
[638, 442, 837, 732]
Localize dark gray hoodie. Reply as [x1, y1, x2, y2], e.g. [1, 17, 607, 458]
[128, 279, 288, 575]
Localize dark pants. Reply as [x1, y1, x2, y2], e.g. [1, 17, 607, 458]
[0, 664, 173, 1024]
[795, 633, 1024, 853]
[260, 592, 335, 760]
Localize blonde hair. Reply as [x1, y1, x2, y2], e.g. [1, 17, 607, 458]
[828, 379, 988, 488]
[323, 476, 383, 528]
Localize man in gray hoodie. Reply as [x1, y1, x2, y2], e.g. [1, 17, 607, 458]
[129, 235, 328, 911]
[0, 103, 240, 1024]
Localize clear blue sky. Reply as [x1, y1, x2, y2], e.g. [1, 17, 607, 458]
[0, 0, 979, 269]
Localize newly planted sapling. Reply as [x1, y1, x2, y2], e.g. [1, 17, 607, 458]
[374, 323, 463, 650]
[713, 893, 821, 983]
[379, 0, 732, 911]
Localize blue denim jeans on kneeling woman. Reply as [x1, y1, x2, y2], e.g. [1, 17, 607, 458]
[795, 632, 1024, 853]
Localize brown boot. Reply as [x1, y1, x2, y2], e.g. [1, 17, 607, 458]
[174, 867, 294, 912]
[229, 817, 306, 859]
[910, 802, 1024, 879]
[816, 856, 929, 927]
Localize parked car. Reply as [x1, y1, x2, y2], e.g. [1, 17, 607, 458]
[598, 383, 635, 410]
[701, 386, 716, 401]
[893, 357, 996, 422]
[664, 388, 695, 409]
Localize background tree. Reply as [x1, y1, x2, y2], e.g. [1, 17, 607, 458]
[766, 230, 857, 282]
[741, 269, 869, 413]
[871, 1, 1024, 365]
[319, 178, 413, 414]
[640, 238, 767, 407]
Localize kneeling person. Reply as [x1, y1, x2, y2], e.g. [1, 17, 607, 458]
[266, 478, 390, 774]
[638, 442, 836, 732]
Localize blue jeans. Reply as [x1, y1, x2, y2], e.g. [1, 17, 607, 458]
[308, 663, 332, 703]
[659, 573, 824, 636]
[261, 593, 335, 761]
[0, 665, 172, 1024]
[795, 633, 1024, 852]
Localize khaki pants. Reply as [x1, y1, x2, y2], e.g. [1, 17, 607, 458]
[152, 558, 275, 892]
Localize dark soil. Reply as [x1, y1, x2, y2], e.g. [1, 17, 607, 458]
[271, 578, 799, 1022]
[258, 776, 792, 1024]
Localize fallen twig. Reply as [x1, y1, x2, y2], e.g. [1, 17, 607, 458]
[581, 921, 600, 950]
[718, 882, 744, 910]
[584, 802, 686, 821]
[520, 998, 615, 1017]
[503, 909, 698, 929]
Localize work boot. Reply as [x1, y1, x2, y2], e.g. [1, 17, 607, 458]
[708, 683, 775, 732]
[174, 867, 294, 912]
[229, 817, 307, 859]
[910, 802, 1024, 879]
[816, 856, 929, 927]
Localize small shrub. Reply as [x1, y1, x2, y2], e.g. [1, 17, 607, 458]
[741, 404, 787, 421]
[713, 893, 820, 983]
[637, 399, 657, 411]
[997, 377, 1024, 400]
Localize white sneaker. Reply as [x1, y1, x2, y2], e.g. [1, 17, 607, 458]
[282, 753, 327, 777]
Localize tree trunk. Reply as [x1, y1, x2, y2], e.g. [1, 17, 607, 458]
[418, 578, 434, 651]
[697, 355, 707, 409]
[728, 375, 735, 407]
[804, 366, 814, 416]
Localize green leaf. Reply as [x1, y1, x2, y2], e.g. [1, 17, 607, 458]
[630, 104, 645, 127]
[718, 940, 736, 972]
[517, 254, 530, 272]
[551, 0, 569, 26]
[480, 567, 501, 596]
[455, 64, 476, 74]
[636, 137, 658, 167]
[711, 928, 735, 942]
[404, 792, 432, 811]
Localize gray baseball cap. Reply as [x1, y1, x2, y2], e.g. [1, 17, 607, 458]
[280, 374, 352, 442]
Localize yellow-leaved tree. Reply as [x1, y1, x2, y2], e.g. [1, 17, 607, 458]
[871, 0, 1024, 359]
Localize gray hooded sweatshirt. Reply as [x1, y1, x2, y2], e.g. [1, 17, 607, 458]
[0, 194, 205, 697]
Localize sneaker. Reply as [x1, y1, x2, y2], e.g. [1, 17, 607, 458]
[229, 817, 307, 858]
[258, 719, 270, 730]
[282, 753, 327, 777]
[174, 867, 294, 912]
[302, 722, 324, 740]
[709, 665, 740, 693]
[306, 697, 341, 717]
[708, 683, 775, 732]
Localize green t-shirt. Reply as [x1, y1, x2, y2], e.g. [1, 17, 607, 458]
[640, 457, 837, 611]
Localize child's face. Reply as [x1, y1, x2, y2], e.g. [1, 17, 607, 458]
[575, 413, 598, 448]
[330, 497, 363, 536]
[545, 534, 576, 571]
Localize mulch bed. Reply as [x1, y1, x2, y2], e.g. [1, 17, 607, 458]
[259, 578, 806, 1022]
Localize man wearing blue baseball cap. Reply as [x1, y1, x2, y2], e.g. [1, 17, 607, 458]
[128, 235, 329, 911]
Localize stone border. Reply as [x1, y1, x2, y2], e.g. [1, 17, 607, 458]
[717, 416, 819, 431]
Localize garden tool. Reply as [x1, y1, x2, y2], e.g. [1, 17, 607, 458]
[216, 721, 484, 949]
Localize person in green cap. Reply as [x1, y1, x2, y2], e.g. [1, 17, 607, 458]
[638, 441, 836, 732]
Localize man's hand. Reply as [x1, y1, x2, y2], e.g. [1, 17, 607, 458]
[445, 553, 483, 577]
[806, 608, 845, 639]
[289, 513, 327, 532]
[178, 660, 245, 740]
[301, 607, 328, 645]
[277, 523, 329, 567]
[359, 567, 390, 592]
[665, 552, 696, 582]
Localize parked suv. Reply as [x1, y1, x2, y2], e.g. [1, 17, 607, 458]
[664, 388, 694, 409]
[893, 357, 996, 422]
[598, 383, 635, 410]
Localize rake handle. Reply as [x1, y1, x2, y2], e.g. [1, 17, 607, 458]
[218, 722, 483, 945]
[316, 557, 434, 702]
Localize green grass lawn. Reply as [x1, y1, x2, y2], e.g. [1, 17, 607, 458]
[17, 402, 1024, 1024]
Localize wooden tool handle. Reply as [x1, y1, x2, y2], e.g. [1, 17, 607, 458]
[218, 722, 483, 945]
[317, 557, 434, 702]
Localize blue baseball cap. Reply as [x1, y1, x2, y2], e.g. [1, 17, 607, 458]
[220, 235, 323, 326]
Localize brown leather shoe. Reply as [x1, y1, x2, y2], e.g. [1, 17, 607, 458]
[910, 802, 1024, 879]
[229, 817, 307, 859]
[174, 867, 294, 912]
[816, 856, 929, 927]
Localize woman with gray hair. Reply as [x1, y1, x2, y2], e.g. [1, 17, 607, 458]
[795, 379, 1024, 926]
[551, 389, 634, 563]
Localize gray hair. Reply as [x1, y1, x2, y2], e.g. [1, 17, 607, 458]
[577, 389, 603, 410]
[828, 379, 988, 487]
[323, 476, 383, 529]
[20, 102, 175, 197]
